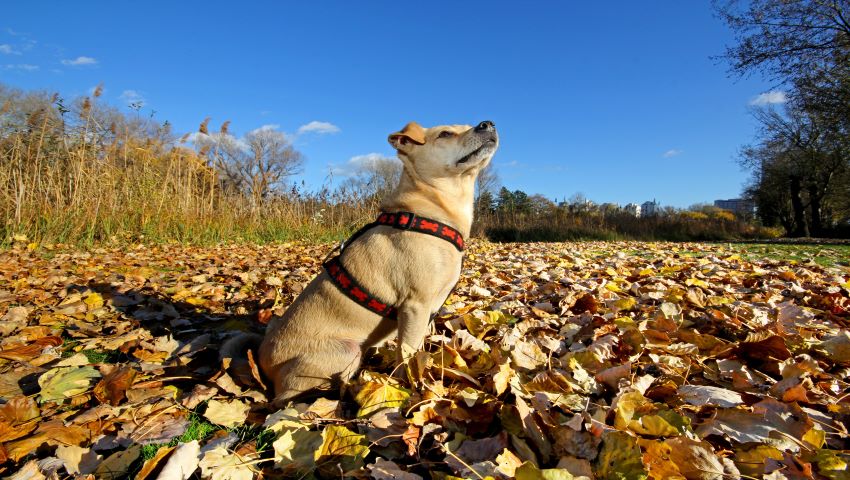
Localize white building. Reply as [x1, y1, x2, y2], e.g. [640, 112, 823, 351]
[624, 203, 641, 217]
[641, 200, 659, 216]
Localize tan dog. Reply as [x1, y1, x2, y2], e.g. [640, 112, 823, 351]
[258, 120, 498, 406]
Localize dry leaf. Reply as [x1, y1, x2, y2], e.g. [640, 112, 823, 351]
[203, 399, 250, 428]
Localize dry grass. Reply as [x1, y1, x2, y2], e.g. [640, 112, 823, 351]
[0, 85, 380, 246]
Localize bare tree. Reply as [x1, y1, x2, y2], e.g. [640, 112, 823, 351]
[475, 162, 500, 200]
[338, 154, 402, 201]
[714, 0, 850, 83]
[212, 127, 303, 202]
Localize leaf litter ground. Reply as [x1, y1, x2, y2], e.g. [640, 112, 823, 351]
[0, 241, 848, 479]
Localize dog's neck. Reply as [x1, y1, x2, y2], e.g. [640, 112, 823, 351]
[381, 168, 476, 239]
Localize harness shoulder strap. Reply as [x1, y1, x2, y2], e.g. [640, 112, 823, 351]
[321, 211, 465, 320]
[323, 256, 398, 320]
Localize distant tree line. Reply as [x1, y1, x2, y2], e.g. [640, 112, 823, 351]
[472, 183, 772, 241]
[716, 0, 850, 237]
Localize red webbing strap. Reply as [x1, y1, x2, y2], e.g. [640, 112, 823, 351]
[323, 256, 398, 320]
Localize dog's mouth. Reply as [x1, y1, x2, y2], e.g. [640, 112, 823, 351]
[456, 139, 497, 165]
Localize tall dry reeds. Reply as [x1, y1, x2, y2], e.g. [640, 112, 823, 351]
[0, 84, 379, 246]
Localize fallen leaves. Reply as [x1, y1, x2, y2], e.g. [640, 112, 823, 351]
[0, 240, 847, 478]
[203, 399, 250, 428]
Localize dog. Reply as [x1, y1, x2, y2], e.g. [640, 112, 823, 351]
[257, 120, 498, 407]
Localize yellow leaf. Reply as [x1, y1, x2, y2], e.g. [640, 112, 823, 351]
[515, 461, 577, 480]
[83, 292, 104, 310]
[355, 378, 410, 417]
[185, 297, 207, 306]
[638, 439, 684, 480]
[685, 278, 709, 288]
[273, 429, 323, 471]
[803, 427, 826, 449]
[733, 444, 783, 477]
[612, 297, 637, 312]
[317, 425, 370, 472]
[595, 431, 648, 480]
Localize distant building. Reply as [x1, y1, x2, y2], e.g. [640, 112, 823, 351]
[641, 199, 659, 216]
[624, 203, 641, 217]
[714, 198, 755, 215]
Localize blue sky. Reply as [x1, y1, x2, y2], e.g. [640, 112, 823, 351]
[3, 2, 783, 208]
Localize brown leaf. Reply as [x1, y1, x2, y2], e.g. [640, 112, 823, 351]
[0, 336, 62, 361]
[402, 425, 420, 456]
[257, 308, 272, 325]
[93, 365, 137, 406]
[571, 293, 598, 314]
[5, 420, 89, 462]
[734, 335, 792, 362]
[514, 396, 551, 462]
[246, 348, 267, 390]
[93, 444, 141, 480]
[0, 396, 39, 425]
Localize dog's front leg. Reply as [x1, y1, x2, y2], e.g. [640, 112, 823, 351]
[396, 304, 430, 362]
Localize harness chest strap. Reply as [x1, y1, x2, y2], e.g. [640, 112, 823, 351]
[322, 211, 465, 320]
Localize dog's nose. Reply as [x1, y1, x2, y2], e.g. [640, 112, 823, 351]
[475, 120, 495, 132]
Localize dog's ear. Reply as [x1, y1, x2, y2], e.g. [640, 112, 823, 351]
[388, 122, 426, 150]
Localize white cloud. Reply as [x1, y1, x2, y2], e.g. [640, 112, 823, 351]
[0, 44, 20, 55]
[749, 90, 787, 106]
[61, 56, 97, 66]
[250, 124, 281, 134]
[663, 149, 683, 158]
[3, 63, 38, 71]
[297, 120, 340, 135]
[119, 90, 145, 107]
[329, 152, 400, 177]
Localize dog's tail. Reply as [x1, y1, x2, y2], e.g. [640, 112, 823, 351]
[219, 332, 266, 388]
[220, 332, 263, 361]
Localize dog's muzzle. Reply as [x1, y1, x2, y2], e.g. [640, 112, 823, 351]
[456, 120, 498, 165]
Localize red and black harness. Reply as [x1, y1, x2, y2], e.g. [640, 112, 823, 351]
[322, 211, 465, 321]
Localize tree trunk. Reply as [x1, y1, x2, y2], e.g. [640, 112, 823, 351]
[807, 185, 823, 237]
[789, 176, 809, 237]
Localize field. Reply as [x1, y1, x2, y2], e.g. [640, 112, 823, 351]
[0, 240, 848, 479]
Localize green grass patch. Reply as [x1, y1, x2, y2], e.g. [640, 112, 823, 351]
[81, 349, 121, 364]
[141, 412, 220, 461]
[230, 424, 278, 454]
[728, 243, 850, 268]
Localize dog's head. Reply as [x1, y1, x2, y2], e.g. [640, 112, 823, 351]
[388, 121, 498, 178]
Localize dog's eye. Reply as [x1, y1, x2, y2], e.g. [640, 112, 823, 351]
[438, 131, 455, 139]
